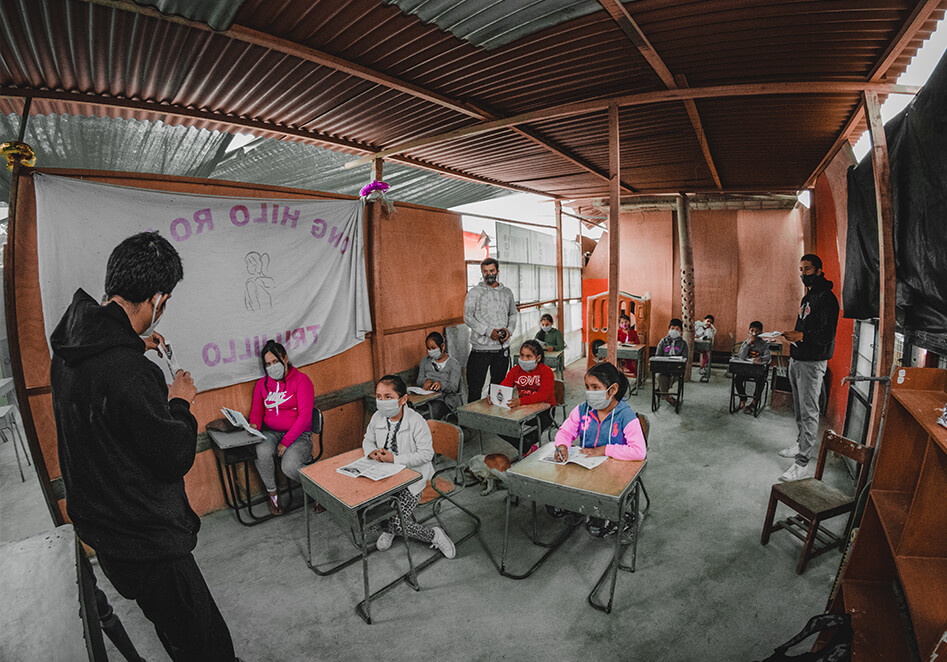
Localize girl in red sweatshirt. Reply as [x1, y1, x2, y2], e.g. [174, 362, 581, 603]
[500, 339, 556, 455]
[249, 340, 314, 515]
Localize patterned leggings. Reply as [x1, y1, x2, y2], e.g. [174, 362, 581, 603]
[368, 488, 434, 543]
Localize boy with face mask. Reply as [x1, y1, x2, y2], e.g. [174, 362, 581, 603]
[734, 321, 773, 414]
[655, 318, 688, 406]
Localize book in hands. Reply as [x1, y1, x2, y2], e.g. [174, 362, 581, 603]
[540, 445, 607, 470]
[336, 457, 406, 481]
[220, 407, 266, 439]
[489, 383, 514, 409]
[407, 386, 436, 395]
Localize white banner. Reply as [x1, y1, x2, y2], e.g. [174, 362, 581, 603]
[35, 174, 371, 392]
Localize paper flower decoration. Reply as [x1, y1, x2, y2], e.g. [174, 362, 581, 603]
[0, 141, 36, 170]
[359, 180, 395, 216]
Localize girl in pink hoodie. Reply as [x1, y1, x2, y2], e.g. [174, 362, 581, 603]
[249, 341, 314, 515]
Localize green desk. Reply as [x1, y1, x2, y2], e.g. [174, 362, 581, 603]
[546, 350, 565, 378]
[455, 398, 550, 457]
[499, 449, 647, 613]
[595, 343, 646, 395]
[300, 448, 421, 624]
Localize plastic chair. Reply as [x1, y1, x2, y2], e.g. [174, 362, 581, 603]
[0, 404, 30, 482]
[761, 430, 874, 574]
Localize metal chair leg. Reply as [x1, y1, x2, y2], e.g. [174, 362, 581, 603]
[1, 427, 25, 482]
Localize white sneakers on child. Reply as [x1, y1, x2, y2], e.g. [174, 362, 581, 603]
[779, 463, 812, 482]
[778, 443, 800, 458]
[431, 526, 456, 559]
[376, 532, 394, 551]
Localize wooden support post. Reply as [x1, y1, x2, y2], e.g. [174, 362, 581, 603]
[368, 157, 385, 381]
[606, 104, 621, 366]
[862, 90, 896, 447]
[555, 200, 565, 334]
[676, 194, 696, 381]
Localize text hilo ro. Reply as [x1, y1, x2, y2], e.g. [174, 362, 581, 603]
[203, 326, 322, 367]
[167, 203, 352, 255]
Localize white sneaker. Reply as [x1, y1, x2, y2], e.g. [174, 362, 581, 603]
[778, 444, 800, 458]
[376, 532, 394, 551]
[779, 463, 811, 482]
[430, 526, 456, 559]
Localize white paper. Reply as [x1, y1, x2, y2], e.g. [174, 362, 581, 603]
[336, 457, 406, 481]
[540, 445, 607, 470]
[760, 332, 782, 340]
[220, 407, 266, 439]
[407, 386, 436, 395]
[489, 383, 514, 409]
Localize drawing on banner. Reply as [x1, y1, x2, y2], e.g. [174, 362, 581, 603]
[244, 251, 275, 312]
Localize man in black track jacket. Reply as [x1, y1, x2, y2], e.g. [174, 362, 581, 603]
[779, 253, 840, 482]
[50, 231, 237, 662]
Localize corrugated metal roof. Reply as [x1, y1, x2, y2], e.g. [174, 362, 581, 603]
[0, 0, 942, 202]
[133, 0, 247, 30]
[383, 0, 604, 50]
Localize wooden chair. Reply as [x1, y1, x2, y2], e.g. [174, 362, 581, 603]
[761, 430, 874, 574]
[418, 420, 481, 543]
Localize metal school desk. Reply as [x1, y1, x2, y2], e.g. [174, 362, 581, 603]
[595, 343, 647, 395]
[499, 450, 646, 613]
[455, 398, 549, 457]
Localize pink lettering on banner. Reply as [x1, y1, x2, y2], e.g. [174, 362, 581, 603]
[311, 218, 327, 238]
[170, 217, 191, 242]
[291, 328, 305, 349]
[203, 343, 221, 367]
[253, 203, 268, 224]
[193, 208, 214, 234]
[253, 335, 268, 355]
[281, 207, 300, 228]
[306, 325, 320, 345]
[340, 236, 350, 255]
[237, 338, 253, 361]
[222, 340, 238, 364]
[230, 205, 250, 226]
[328, 225, 343, 248]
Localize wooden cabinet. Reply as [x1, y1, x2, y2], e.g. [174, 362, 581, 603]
[828, 367, 947, 659]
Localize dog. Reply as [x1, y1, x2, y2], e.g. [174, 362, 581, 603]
[466, 453, 512, 496]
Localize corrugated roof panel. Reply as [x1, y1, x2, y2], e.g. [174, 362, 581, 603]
[133, 0, 247, 31]
[383, 0, 604, 50]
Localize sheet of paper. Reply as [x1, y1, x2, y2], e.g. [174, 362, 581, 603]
[220, 407, 266, 439]
[759, 332, 782, 340]
[407, 386, 436, 395]
[489, 383, 514, 409]
[335, 457, 406, 481]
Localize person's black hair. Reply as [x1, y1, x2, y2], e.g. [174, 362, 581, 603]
[620, 314, 631, 322]
[520, 339, 545, 364]
[260, 340, 289, 373]
[425, 331, 445, 350]
[105, 231, 184, 303]
[800, 253, 823, 271]
[669, 317, 683, 328]
[750, 320, 764, 332]
[481, 257, 499, 270]
[704, 314, 715, 324]
[378, 374, 408, 398]
[586, 362, 629, 401]
[540, 313, 554, 324]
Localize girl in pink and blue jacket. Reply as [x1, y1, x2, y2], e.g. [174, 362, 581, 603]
[551, 362, 647, 536]
[249, 340, 314, 516]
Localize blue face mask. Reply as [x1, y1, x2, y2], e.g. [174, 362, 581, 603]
[519, 359, 537, 372]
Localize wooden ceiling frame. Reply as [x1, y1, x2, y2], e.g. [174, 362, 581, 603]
[802, 0, 943, 188]
[0, 86, 556, 198]
[598, 0, 723, 189]
[347, 80, 920, 167]
[84, 0, 637, 194]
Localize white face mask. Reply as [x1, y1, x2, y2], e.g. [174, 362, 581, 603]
[428, 348, 442, 360]
[519, 358, 537, 372]
[585, 389, 612, 411]
[266, 362, 285, 380]
[376, 398, 402, 419]
[140, 294, 167, 338]
[668, 329, 681, 339]
[541, 325, 551, 332]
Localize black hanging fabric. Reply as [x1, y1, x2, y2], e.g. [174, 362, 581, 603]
[844, 50, 947, 338]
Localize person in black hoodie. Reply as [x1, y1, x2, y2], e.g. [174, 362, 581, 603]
[778, 254, 839, 482]
[50, 232, 237, 662]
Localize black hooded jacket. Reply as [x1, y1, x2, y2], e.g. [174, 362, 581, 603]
[790, 274, 840, 362]
[50, 289, 199, 560]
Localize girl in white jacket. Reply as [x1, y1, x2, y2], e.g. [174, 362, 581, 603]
[363, 374, 456, 558]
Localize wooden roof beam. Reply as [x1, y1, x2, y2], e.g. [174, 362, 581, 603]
[346, 81, 920, 167]
[598, 0, 722, 188]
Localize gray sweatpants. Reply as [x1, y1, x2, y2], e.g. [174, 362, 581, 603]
[788, 358, 826, 467]
[254, 429, 313, 492]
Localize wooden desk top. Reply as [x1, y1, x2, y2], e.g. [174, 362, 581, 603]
[0, 525, 89, 662]
[509, 451, 645, 499]
[457, 398, 550, 421]
[299, 448, 421, 509]
[407, 391, 443, 406]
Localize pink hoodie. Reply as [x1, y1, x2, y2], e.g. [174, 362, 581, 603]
[248, 366, 314, 448]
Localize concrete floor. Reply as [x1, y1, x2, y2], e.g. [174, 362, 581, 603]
[0, 360, 854, 661]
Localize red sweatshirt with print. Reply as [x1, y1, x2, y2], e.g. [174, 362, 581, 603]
[501, 363, 556, 407]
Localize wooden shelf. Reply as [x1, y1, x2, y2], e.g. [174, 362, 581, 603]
[871, 490, 912, 552]
[891, 390, 947, 453]
[842, 580, 913, 660]
[896, 556, 947, 659]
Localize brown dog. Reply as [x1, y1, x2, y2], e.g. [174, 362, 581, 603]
[466, 453, 512, 495]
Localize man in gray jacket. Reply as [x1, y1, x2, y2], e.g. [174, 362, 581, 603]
[464, 258, 517, 402]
